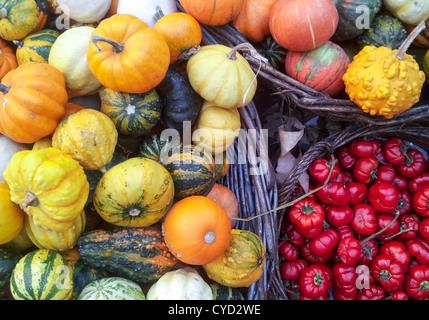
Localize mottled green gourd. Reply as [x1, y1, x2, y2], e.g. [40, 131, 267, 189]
[0, 248, 21, 298]
[210, 283, 245, 300]
[13, 29, 59, 65]
[70, 261, 107, 300]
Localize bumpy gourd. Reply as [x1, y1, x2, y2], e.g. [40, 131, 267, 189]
[343, 21, 426, 119]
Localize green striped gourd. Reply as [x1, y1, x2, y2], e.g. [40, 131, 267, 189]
[139, 133, 183, 163]
[256, 36, 287, 70]
[99, 87, 162, 137]
[14, 29, 59, 65]
[10, 249, 73, 300]
[0, 248, 21, 298]
[210, 283, 244, 300]
[78, 227, 180, 284]
[78, 277, 145, 300]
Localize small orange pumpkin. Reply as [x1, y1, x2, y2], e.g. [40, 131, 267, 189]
[87, 14, 170, 94]
[0, 39, 18, 81]
[0, 62, 67, 143]
[180, 0, 244, 26]
[206, 184, 239, 228]
[153, 10, 202, 64]
[162, 196, 232, 265]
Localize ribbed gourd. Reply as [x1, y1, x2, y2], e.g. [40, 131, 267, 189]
[78, 277, 145, 300]
[343, 21, 426, 119]
[14, 29, 59, 65]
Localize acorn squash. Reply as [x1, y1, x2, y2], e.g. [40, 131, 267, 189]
[14, 29, 59, 65]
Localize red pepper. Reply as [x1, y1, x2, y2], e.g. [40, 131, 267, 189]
[395, 190, 412, 216]
[316, 181, 350, 206]
[300, 242, 332, 264]
[337, 237, 362, 265]
[356, 284, 385, 300]
[370, 254, 405, 291]
[379, 241, 411, 273]
[298, 264, 333, 299]
[350, 203, 377, 235]
[325, 205, 353, 227]
[337, 145, 356, 170]
[413, 184, 429, 217]
[282, 220, 306, 247]
[346, 182, 367, 205]
[332, 171, 353, 184]
[383, 137, 407, 165]
[397, 214, 419, 241]
[375, 165, 396, 184]
[352, 156, 379, 184]
[358, 238, 378, 264]
[280, 259, 307, 281]
[368, 182, 400, 213]
[332, 263, 358, 299]
[389, 290, 409, 300]
[375, 213, 400, 242]
[308, 157, 340, 183]
[294, 223, 323, 239]
[406, 236, 429, 265]
[404, 265, 429, 299]
[395, 149, 426, 179]
[335, 224, 354, 240]
[309, 228, 339, 257]
[392, 174, 408, 191]
[288, 198, 325, 231]
[349, 139, 381, 158]
[278, 240, 299, 261]
[420, 218, 429, 242]
[408, 172, 429, 194]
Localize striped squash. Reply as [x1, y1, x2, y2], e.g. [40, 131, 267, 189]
[24, 210, 86, 252]
[78, 227, 180, 284]
[70, 260, 106, 300]
[0, 0, 39, 41]
[10, 249, 73, 300]
[139, 133, 183, 163]
[78, 277, 145, 300]
[0, 248, 21, 298]
[99, 87, 162, 137]
[203, 229, 265, 288]
[210, 283, 244, 300]
[14, 29, 60, 65]
[93, 158, 174, 228]
[257, 36, 287, 70]
[162, 144, 216, 199]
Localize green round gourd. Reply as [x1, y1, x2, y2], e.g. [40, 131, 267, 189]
[139, 133, 182, 163]
[256, 36, 287, 70]
[0, 248, 21, 298]
[78, 277, 145, 300]
[13, 29, 59, 65]
[210, 283, 244, 300]
[71, 261, 106, 300]
[332, 0, 381, 42]
[357, 15, 408, 49]
[99, 87, 162, 137]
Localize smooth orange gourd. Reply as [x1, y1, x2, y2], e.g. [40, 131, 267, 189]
[0, 39, 17, 81]
[180, 0, 244, 26]
[206, 184, 239, 228]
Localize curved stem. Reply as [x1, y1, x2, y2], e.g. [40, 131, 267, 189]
[395, 20, 426, 60]
[91, 34, 125, 53]
[0, 83, 10, 94]
[23, 191, 40, 208]
[360, 212, 400, 246]
[154, 5, 164, 21]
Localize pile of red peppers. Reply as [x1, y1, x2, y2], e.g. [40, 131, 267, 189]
[279, 137, 429, 300]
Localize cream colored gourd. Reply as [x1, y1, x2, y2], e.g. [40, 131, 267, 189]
[116, 0, 177, 27]
[0, 135, 29, 182]
[383, 0, 429, 25]
[147, 267, 213, 300]
[48, 26, 102, 98]
[56, 0, 112, 23]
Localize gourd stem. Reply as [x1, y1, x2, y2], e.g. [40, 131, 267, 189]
[0, 8, 7, 19]
[12, 40, 23, 49]
[395, 20, 427, 61]
[91, 34, 125, 54]
[154, 6, 164, 21]
[178, 45, 201, 60]
[23, 191, 40, 208]
[227, 42, 268, 64]
[0, 83, 10, 94]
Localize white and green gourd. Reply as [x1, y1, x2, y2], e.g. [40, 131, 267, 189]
[78, 277, 145, 300]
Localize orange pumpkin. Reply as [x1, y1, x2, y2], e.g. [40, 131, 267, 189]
[0, 39, 18, 81]
[233, 0, 277, 43]
[30, 0, 50, 34]
[162, 196, 232, 265]
[0, 62, 67, 143]
[153, 11, 202, 64]
[87, 14, 170, 94]
[206, 184, 239, 228]
[59, 102, 87, 122]
[180, 0, 244, 26]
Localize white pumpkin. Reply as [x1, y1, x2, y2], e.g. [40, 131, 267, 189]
[147, 267, 213, 300]
[48, 27, 102, 98]
[383, 0, 429, 25]
[57, 0, 112, 23]
[116, 0, 178, 27]
[0, 135, 29, 182]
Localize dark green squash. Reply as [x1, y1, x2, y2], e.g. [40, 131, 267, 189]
[99, 87, 162, 137]
[70, 260, 106, 300]
[210, 283, 245, 300]
[77, 227, 180, 284]
[0, 248, 21, 298]
[357, 15, 407, 49]
[156, 68, 203, 135]
[139, 133, 182, 163]
[332, 0, 381, 42]
[256, 36, 287, 70]
[84, 169, 104, 207]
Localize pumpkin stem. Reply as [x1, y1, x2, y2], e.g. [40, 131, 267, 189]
[23, 191, 40, 208]
[154, 6, 164, 21]
[0, 83, 10, 94]
[12, 40, 23, 49]
[178, 45, 201, 60]
[91, 34, 125, 54]
[395, 20, 426, 61]
[204, 231, 216, 244]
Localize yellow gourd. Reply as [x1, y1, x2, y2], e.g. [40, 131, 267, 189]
[343, 22, 426, 119]
[0, 182, 25, 244]
[3, 147, 89, 232]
